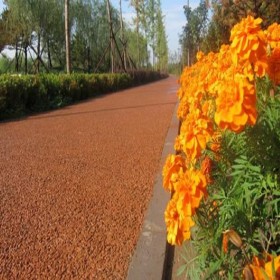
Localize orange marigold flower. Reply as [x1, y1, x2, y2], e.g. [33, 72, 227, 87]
[242, 60, 255, 82]
[267, 47, 280, 85]
[164, 197, 184, 245]
[248, 254, 280, 280]
[162, 154, 186, 192]
[201, 156, 211, 174]
[201, 156, 212, 184]
[177, 87, 184, 100]
[179, 212, 195, 241]
[197, 51, 219, 95]
[209, 131, 222, 153]
[216, 44, 232, 75]
[215, 73, 257, 133]
[175, 168, 207, 216]
[196, 51, 204, 61]
[177, 97, 189, 120]
[202, 100, 215, 118]
[164, 195, 195, 245]
[253, 56, 268, 78]
[264, 255, 280, 279]
[230, 16, 266, 61]
[165, 168, 207, 244]
[174, 135, 182, 153]
[265, 22, 280, 49]
[180, 109, 213, 160]
[230, 16, 267, 77]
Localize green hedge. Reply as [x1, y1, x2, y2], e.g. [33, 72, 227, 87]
[0, 71, 167, 120]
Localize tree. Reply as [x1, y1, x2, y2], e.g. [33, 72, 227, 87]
[3, 0, 32, 72]
[0, 9, 11, 53]
[1, 0, 167, 74]
[146, 0, 157, 67]
[154, 0, 168, 71]
[125, 26, 148, 68]
[119, 0, 127, 69]
[3, 0, 65, 73]
[203, 0, 280, 53]
[129, 0, 147, 67]
[129, 0, 167, 69]
[180, 0, 208, 65]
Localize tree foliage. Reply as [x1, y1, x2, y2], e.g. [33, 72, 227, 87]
[180, 0, 280, 65]
[0, 0, 168, 74]
[180, 0, 208, 65]
[129, 0, 168, 70]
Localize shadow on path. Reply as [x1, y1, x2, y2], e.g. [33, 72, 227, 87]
[27, 101, 177, 120]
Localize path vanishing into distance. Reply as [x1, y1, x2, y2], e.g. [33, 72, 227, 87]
[0, 77, 178, 279]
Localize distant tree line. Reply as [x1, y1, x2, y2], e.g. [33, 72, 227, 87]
[0, 0, 168, 74]
[180, 0, 280, 66]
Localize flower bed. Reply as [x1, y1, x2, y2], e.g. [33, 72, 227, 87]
[163, 16, 280, 279]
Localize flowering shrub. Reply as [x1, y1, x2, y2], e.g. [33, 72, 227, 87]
[163, 16, 280, 279]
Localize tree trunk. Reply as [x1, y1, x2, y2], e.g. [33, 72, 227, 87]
[106, 0, 114, 73]
[15, 40, 19, 72]
[47, 39, 53, 69]
[136, 1, 140, 67]
[86, 46, 90, 73]
[119, 0, 127, 70]
[36, 33, 41, 73]
[24, 43, 28, 74]
[65, 0, 71, 74]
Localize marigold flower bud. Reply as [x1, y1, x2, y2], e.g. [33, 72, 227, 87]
[225, 229, 243, 248]
[243, 265, 254, 280]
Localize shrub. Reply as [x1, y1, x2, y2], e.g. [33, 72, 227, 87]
[0, 71, 167, 120]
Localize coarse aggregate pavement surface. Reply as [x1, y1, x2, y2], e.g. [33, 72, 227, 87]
[0, 76, 178, 279]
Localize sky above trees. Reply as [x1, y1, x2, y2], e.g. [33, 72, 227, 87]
[0, 0, 200, 54]
[111, 0, 200, 53]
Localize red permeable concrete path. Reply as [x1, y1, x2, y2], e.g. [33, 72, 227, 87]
[0, 76, 178, 279]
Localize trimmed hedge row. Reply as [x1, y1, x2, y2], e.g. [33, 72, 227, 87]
[0, 71, 167, 120]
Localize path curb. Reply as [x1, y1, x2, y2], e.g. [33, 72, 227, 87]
[126, 101, 179, 280]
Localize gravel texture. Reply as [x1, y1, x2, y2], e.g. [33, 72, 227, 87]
[0, 77, 177, 280]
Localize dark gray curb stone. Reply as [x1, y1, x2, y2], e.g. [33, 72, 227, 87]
[126, 101, 179, 280]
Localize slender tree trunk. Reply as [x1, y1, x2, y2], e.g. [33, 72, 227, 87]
[47, 39, 52, 69]
[24, 43, 28, 74]
[152, 27, 155, 68]
[136, 1, 140, 67]
[119, 0, 127, 70]
[65, 0, 71, 74]
[15, 40, 19, 72]
[36, 33, 41, 73]
[145, 30, 149, 67]
[87, 46, 90, 73]
[106, 0, 114, 73]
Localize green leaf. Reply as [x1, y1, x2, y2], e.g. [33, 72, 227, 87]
[207, 259, 223, 276]
[177, 263, 188, 276]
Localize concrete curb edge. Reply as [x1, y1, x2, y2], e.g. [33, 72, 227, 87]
[126, 101, 179, 280]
